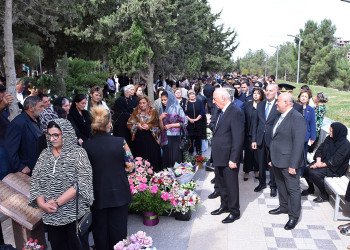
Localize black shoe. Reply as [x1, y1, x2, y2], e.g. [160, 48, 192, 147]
[338, 223, 350, 230]
[284, 218, 298, 230]
[301, 190, 314, 196]
[269, 207, 288, 215]
[244, 177, 248, 181]
[254, 184, 267, 192]
[313, 196, 329, 203]
[206, 165, 215, 172]
[270, 188, 277, 197]
[211, 207, 229, 215]
[208, 191, 220, 199]
[222, 213, 240, 224]
[211, 178, 215, 184]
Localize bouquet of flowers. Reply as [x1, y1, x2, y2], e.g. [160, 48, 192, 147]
[179, 180, 198, 191]
[23, 239, 44, 249]
[195, 155, 207, 163]
[114, 231, 156, 250]
[206, 128, 213, 141]
[151, 169, 175, 192]
[128, 157, 154, 193]
[168, 162, 197, 184]
[165, 183, 200, 214]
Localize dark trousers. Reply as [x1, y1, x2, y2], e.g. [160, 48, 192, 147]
[162, 136, 183, 168]
[47, 221, 89, 250]
[257, 141, 276, 188]
[92, 205, 128, 250]
[189, 135, 202, 155]
[216, 166, 240, 215]
[273, 166, 301, 219]
[303, 167, 335, 200]
[243, 136, 258, 173]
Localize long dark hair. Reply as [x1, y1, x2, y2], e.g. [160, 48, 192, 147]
[71, 94, 86, 108]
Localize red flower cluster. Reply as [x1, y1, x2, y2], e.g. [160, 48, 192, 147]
[195, 155, 206, 163]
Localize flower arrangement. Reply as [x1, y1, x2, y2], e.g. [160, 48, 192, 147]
[114, 231, 156, 250]
[164, 182, 200, 214]
[195, 155, 207, 163]
[128, 157, 154, 188]
[168, 162, 197, 184]
[183, 152, 196, 165]
[206, 128, 213, 141]
[23, 238, 44, 249]
[180, 180, 198, 191]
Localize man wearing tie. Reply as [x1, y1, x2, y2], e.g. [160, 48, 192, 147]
[210, 88, 245, 223]
[252, 84, 279, 197]
[268, 93, 306, 230]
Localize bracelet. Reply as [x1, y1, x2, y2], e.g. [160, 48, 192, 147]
[54, 199, 60, 207]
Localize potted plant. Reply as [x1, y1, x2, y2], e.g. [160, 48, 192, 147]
[195, 155, 207, 169]
[114, 231, 156, 250]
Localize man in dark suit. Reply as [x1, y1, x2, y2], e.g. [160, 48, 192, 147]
[5, 96, 44, 175]
[252, 83, 279, 197]
[210, 88, 245, 223]
[268, 93, 306, 230]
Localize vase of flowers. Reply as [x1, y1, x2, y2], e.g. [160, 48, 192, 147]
[195, 155, 207, 169]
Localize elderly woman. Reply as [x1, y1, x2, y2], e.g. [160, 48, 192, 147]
[68, 94, 91, 143]
[87, 86, 109, 111]
[153, 87, 164, 113]
[159, 91, 188, 168]
[185, 89, 205, 155]
[83, 106, 133, 250]
[302, 122, 350, 203]
[112, 85, 137, 150]
[29, 119, 93, 250]
[127, 96, 162, 171]
[174, 88, 187, 111]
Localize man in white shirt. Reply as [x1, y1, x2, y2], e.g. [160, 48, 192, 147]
[16, 80, 25, 105]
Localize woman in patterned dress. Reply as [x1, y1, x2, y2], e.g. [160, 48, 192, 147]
[314, 92, 328, 139]
[127, 96, 162, 171]
[29, 118, 94, 250]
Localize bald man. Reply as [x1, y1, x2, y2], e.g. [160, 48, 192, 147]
[210, 88, 245, 224]
[268, 93, 306, 230]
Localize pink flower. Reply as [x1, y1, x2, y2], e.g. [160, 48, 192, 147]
[130, 185, 137, 194]
[135, 231, 146, 240]
[170, 198, 177, 206]
[135, 157, 142, 161]
[147, 169, 153, 174]
[142, 236, 153, 247]
[136, 161, 142, 166]
[136, 176, 142, 182]
[141, 177, 147, 183]
[113, 241, 125, 250]
[161, 192, 170, 201]
[138, 167, 144, 173]
[138, 183, 148, 191]
[150, 185, 158, 194]
[145, 161, 151, 166]
[128, 178, 134, 185]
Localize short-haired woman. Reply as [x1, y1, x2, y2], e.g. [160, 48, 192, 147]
[29, 119, 93, 250]
[83, 106, 133, 250]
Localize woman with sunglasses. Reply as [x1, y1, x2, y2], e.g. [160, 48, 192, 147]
[29, 118, 93, 250]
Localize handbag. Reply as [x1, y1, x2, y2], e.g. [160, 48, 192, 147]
[179, 124, 191, 152]
[75, 183, 92, 247]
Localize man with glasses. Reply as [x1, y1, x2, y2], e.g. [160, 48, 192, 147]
[5, 96, 44, 175]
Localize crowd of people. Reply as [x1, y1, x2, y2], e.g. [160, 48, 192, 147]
[0, 72, 350, 249]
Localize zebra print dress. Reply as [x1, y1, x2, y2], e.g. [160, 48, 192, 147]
[29, 118, 94, 226]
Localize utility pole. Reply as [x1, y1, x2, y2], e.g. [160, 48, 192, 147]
[270, 45, 279, 81]
[288, 34, 303, 84]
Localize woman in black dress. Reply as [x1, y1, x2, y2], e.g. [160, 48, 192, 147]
[112, 85, 137, 151]
[68, 94, 91, 144]
[127, 96, 162, 171]
[243, 88, 264, 181]
[185, 89, 205, 155]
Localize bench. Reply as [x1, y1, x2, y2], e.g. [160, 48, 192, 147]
[324, 176, 350, 221]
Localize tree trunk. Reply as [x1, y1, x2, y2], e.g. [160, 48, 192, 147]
[141, 59, 155, 103]
[4, 0, 20, 121]
[0, 58, 5, 76]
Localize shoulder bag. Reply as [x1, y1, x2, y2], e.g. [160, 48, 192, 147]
[179, 123, 191, 152]
[75, 183, 92, 247]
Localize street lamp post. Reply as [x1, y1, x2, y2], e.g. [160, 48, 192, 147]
[288, 34, 303, 84]
[265, 55, 268, 77]
[270, 45, 279, 81]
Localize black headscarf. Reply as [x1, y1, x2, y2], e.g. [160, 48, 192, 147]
[323, 122, 348, 162]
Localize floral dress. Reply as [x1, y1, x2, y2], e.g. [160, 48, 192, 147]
[315, 104, 326, 138]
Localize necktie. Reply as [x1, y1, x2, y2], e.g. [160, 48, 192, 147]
[215, 111, 223, 131]
[265, 102, 271, 119]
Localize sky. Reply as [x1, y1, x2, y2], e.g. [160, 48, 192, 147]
[208, 0, 350, 59]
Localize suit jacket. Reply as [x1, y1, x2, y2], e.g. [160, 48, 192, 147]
[5, 112, 41, 172]
[269, 108, 306, 169]
[211, 103, 245, 166]
[252, 99, 280, 147]
[244, 101, 257, 136]
[83, 134, 132, 210]
[303, 104, 316, 142]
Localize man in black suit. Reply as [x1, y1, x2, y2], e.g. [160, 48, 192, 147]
[252, 83, 279, 197]
[268, 93, 306, 230]
[210, 88, 245, 224]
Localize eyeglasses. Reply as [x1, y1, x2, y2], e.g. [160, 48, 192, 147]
[45, 132, 62, 140]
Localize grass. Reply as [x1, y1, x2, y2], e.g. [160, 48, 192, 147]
[281, 81, 350, 127]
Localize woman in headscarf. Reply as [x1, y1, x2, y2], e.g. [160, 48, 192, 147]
[29, 118, 93, 250]
[127, 96, 162, 171]
[112, 85, 137, 151]
[302, 122, 350, 203]
[159, 91, 188, 168]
